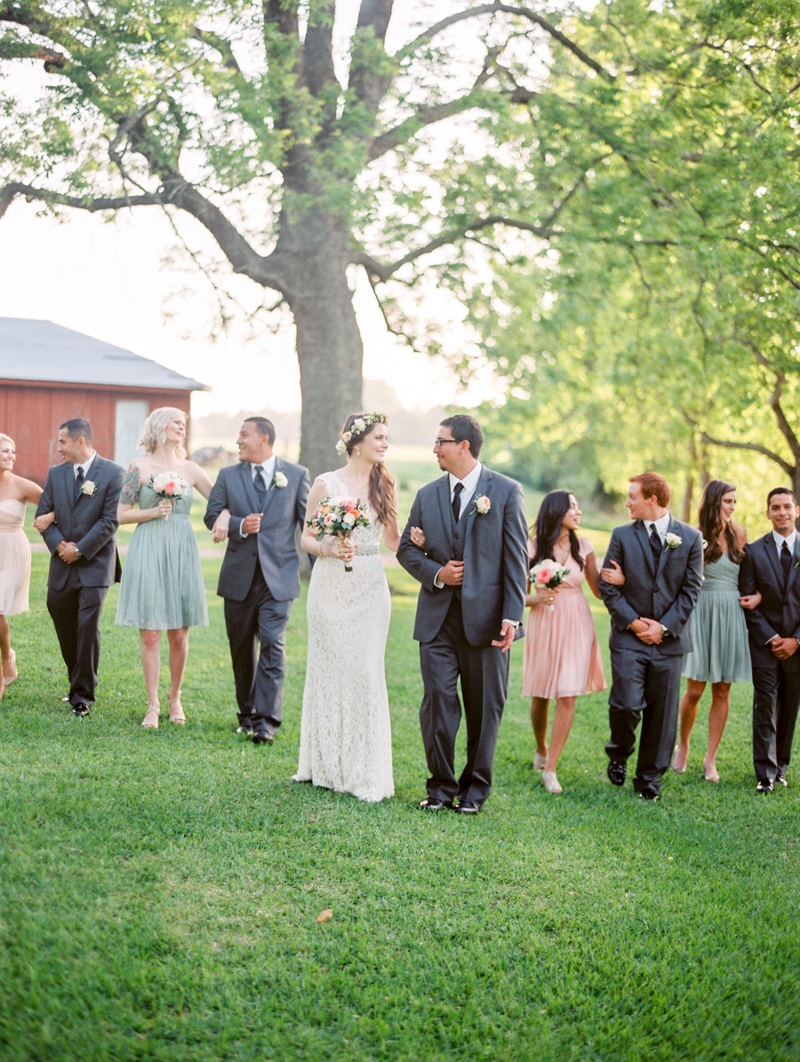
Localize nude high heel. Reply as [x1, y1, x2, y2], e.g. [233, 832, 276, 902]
[542, 771, 563, 794]
[141, 705, 160, 729]
[3, 649, 17, 686]
[168, 696, 186, 725]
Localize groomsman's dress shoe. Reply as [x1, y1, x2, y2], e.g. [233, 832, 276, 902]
[607, 761, 626, 786]
[453, 800, 481, 815]
[252, 730, 275, 745]
[418, 797, 452, 810]
[235, 725, 253, 734]
[71, 703, 91, 717]
[776, 771, 788, 787]
[756, 779, 774, 794]
[638, 787, 659, 801]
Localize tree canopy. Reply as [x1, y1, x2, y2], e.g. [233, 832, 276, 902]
[0, 0, 616, 473]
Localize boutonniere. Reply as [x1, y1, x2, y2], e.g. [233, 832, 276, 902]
[793, 554, 800, 570]
[664, 533, 682, 550]
[470, 494, 491, 516]
[79, 480, 97, 497]
[272, 471, 288, 489]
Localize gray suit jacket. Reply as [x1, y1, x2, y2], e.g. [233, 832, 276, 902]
[599, 516, 703, 656]
[36, 455, 124, 590]
[739, 533, 800, 673]
[397, 467, 528, 646]
[204, 457, 310, 602]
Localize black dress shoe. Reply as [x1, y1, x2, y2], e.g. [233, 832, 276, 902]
[607, 761, 626, 786]
[453, 800, 481, 814]
[638, 787, 659, 801]
[776, 771, 788, 787]
[235, 725, 253, 734]
[71, 703, 91, 717]
[756, 779, 774, 793]
[252, 731, 274, 745]
[419, 797, 452, 810]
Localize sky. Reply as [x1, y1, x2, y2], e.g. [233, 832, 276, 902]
[0, 1, 489, 419]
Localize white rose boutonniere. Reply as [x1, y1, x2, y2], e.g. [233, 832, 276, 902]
[664, 532, 682, 550]
[272, 471, 288, 489]
[470, 494, 491, 516]
[79, 480, 97, 497]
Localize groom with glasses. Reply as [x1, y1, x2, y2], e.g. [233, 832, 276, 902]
[398, 414, 528, 814]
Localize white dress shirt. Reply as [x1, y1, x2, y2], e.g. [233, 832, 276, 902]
[772, 527, 797, 558]
[645, 512, 671, 544]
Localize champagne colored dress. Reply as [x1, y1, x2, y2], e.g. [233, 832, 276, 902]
[522, 537, 606, 699]
[294, 472, 394, 802]
[0, 499, 31, 614]
[116, 482, 208, 630]
[681, 552, 751, 683]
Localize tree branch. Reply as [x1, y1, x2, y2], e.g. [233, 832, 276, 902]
[398, 3, 613, 81]
[700, 431, 794, 478]
[354, 215, 559, 281]
[0, 182, 164, 220]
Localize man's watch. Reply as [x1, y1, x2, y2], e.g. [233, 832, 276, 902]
[74, 547, 82, 558]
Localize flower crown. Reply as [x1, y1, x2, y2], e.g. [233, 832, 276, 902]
[336, 413, 387, 456]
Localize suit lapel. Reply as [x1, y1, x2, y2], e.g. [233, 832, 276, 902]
[789, 537, 800, 593]
[634, 520, 656, 575]
[763, 533, 783, 588]
[436, 475, 455, 550]
[654, 515, 679, 580]
[260, 457, 283, 516]
[239, 461, 259, 513]
[464, 468, 490, 542]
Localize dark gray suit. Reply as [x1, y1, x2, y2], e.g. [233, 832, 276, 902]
[397, 467, 528, 806]
[739, 533, 800, 783]
[599, 516, 703, 792]
[204, 458, 310, 734]
[36, 455, 124, 707]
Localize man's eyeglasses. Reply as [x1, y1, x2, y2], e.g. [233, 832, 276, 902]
[433, 438, 458, 448]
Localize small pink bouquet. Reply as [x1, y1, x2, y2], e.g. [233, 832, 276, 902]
[149, 471, 189, 520]
[529, 559, 570, 611]
[307, 496, 370, 572]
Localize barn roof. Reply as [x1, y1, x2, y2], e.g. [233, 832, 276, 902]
[0, 318, 208, 391]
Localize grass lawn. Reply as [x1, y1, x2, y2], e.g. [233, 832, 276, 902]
[2, 514, 799, 1061]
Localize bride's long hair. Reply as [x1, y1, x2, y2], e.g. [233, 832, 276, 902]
[341, 413, 396, 526]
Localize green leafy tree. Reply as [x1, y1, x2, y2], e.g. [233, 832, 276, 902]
[454, 0, 800, 517]
[0, 0, 615, 473]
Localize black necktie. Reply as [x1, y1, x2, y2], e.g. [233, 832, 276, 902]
[452, 482, 464, 523]
[75, 466, 85, 501]
[649, 524, 661, 567]
[781, 541, 792, 586]
[254, 465, 267, 507]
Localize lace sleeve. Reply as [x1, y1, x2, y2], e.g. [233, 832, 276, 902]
[119, 464, 141, 505]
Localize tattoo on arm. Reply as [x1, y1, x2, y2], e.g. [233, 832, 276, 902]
[120, 465, 141, 505]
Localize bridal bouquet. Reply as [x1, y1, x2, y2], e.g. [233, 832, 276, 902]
[307, 496, 370, 572]
[530, 559, 571, 611]
[149, 471, 189, 520]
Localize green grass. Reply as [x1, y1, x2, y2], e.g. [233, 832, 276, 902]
[3, 518, 799, 1060]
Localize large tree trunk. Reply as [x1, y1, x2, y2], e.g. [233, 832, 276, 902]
[280, 215, 364, 477]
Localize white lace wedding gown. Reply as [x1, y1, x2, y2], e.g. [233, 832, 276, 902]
[294, 472, 395, 802]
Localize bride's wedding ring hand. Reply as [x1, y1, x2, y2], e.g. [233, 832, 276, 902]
[409, 526, 427, 550]
[335, 537, 355, 563]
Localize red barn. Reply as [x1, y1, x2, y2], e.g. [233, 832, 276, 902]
[0, 318, 208, 485]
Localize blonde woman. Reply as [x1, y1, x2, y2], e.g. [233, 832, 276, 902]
[116, 408, 212, 728]
[0, 434, 47, 697]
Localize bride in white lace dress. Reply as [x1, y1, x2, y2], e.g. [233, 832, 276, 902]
[294, 413, 405, 802]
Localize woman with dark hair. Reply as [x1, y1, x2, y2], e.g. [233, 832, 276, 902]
[672, 479, 759, 781]
[523, 490, 605, 794]
[295, 413, 403, 802]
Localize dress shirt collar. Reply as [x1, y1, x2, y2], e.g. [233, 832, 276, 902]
[74, 452, 97, 478]
[645, 512, 671, 541]
[772, 528, 797, 555]
[449, 462, 482, 504]
[251, 455, 276, 481]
